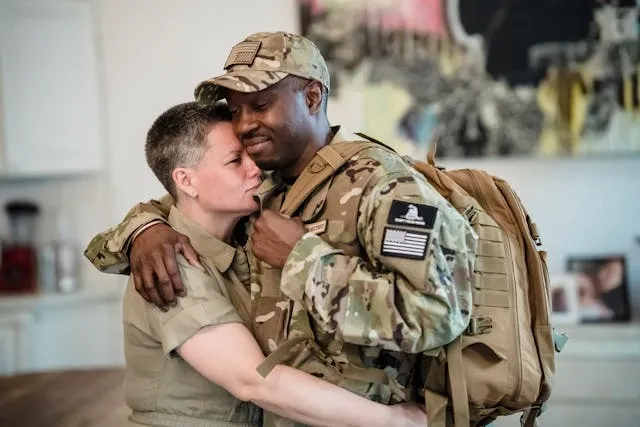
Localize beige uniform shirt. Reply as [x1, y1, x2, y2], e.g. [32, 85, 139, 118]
[122, 207, 261, 427]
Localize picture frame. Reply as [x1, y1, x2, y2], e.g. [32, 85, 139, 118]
[566, 255, 631, 323]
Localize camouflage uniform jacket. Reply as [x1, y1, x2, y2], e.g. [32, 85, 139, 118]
[246, 127, 476, 405]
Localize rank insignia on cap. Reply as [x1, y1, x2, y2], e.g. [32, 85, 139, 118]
[380, 227, 429, 260]
[224, 41, 261, 69]
[387, 200, 437, 229]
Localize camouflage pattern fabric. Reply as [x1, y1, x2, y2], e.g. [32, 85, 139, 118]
[247, 128, 477, 426]
[251, 127, 476, 354]
[194, 32, 330, 105]
[84, 195, 173, 274]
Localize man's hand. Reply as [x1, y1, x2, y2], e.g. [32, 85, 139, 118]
[250, 209, 306, 268]
[131, 222, 200, 310]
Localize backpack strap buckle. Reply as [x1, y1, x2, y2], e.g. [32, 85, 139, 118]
[553, 329, 569, 352]
[520, 405, 542, 427]
[466, 316, 493, 335]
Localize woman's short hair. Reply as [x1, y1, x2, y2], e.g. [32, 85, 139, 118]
[145, 101, 232, 198]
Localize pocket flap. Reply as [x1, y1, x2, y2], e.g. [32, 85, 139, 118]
[460, 335, 507, 361]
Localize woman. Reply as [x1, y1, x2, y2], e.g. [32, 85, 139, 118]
[121, 101, 426, 426]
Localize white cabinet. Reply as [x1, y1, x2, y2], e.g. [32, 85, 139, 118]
[0, 312, 31, 374]
[0, 0, 103, 176]
[0, 289, 123, 376]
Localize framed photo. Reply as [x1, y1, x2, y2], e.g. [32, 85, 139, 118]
[566, 255, 631, 323]
[550, 274, 581, 325]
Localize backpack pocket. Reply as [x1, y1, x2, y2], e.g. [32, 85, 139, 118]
[461, 335, 511, 407]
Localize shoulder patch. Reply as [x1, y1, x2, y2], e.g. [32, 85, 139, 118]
[387, 200, 438, 229]
[380, 227, 429, 260]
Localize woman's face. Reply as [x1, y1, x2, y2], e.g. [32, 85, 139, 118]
[191, 122, 262, 216]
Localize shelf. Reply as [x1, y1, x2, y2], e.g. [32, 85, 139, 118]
[556, 322, 640, 336]
[0, 289, 121, 313]
[555, 322, 640, 359]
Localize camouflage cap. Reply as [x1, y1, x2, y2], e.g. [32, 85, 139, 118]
[194, 31, 330, 104]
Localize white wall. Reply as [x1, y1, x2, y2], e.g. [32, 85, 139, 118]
[45, 0, 299, 293]
[97, 0, 299, 219]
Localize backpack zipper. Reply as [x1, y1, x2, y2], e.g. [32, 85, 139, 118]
[464, 170, 523, 402]
[502, 234, 524, 402]
[500, 182, 546, 402]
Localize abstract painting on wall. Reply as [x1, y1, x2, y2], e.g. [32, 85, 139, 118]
[299, 0, 640, 159]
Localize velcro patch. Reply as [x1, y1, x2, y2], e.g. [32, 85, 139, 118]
[224, 41, 262, 69]
[304, 220, 327, 235]
[381, 227, 429, 260]
[387, 200, 437, 229]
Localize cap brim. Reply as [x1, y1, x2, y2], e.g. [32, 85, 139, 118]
[194, 70, 289, 104]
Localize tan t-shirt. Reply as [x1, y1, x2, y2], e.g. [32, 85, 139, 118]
[122, 207, 261, 426]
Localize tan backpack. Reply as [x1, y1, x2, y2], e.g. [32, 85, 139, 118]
[275, 135, 567, 426]
[321, 137, 567, 427]
[411, 144, 567, 427]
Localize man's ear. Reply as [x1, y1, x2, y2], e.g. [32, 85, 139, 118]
[173, 167, 198, 198]
[305, 81, 324, 114]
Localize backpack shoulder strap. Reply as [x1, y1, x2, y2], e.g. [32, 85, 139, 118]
[280, 140, 373, 216]
[354, 132, 397, 153]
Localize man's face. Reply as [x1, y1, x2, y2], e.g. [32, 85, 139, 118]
[226, 77, 311, 172]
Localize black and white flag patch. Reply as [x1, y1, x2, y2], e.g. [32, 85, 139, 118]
[381, 227, 429, 260]
[387, 200, 438, 229]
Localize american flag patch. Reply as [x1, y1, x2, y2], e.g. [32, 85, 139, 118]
[381, 227, 429, 260]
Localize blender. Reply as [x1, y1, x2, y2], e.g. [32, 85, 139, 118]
[0, 200, 40, 294]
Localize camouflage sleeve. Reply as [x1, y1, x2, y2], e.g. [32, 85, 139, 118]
[280, 171, 477, 353]
[84, 194, 174, 274]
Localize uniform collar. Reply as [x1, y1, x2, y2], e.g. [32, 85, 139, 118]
[168, 206, 236, 273]
[327, 125, 362, 144]
[254, 171, 283, 211]
[252, 125, 361, 209]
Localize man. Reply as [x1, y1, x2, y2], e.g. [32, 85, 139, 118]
[86, 31, 477, 425]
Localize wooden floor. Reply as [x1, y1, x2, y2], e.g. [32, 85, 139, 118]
[0, 367, 129, 427]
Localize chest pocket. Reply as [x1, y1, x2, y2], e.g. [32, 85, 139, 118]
[301, 175, 364, 254]
[252, 262, 294, 355]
